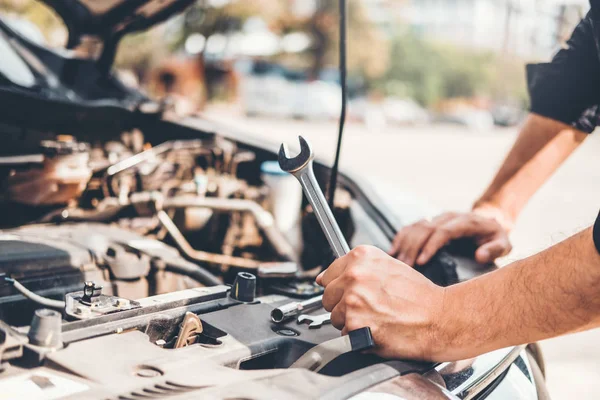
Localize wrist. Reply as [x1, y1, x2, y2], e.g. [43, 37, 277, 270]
[429, 282, 487, 362]
[472, 201, 515, 232]
[428, 285, 470, 362]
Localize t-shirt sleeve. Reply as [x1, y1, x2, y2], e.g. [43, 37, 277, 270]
[527, 13, 600, 133]
[593, 210, 600, 255]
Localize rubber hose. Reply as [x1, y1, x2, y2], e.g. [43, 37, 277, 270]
[6, 277, 66, 309]
[162, 260, 221, 286]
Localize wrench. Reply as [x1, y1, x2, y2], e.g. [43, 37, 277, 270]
[271, 295, 323, 323]
[278, 136, 350, 258]
[297, 312, 331, 329]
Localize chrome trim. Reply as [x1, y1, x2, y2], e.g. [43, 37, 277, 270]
[435, 345, 526, 399]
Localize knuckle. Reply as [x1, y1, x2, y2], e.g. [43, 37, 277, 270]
[435, 227, 451, 240]
[493, 220, 505, 231]
[415, 220, 433, 230]
[346, 266, 365, 282]
[443, 212, 459, 219]
[351, 245, 372, 259]
[393, 230, 406, 241]
[344, 293, 362, 309]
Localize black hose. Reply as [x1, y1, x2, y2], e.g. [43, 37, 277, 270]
[161, 259, 221, 287]
[328, 0, 348, 209]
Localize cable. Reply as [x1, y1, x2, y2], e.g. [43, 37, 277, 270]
[162, 260, 221, 287]
[328, 0, 348, 209]
[4, 277, 66, 310]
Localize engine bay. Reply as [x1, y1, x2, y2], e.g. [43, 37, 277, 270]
[0, 127, 454, 399]
[0, 129, 345, 319]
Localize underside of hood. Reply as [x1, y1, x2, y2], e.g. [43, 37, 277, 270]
[41, 0, 195, 48]
[0, 1, 200, 137]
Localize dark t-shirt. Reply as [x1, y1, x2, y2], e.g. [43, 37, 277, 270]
[527, 3, 600, 251]
[528, 5, 600, 132]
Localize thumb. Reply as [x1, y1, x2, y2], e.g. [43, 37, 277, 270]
[475, 239, 511, 264]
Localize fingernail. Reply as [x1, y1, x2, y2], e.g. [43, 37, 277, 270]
[416, 255, 426, 265]
[316, 271, 324, 282]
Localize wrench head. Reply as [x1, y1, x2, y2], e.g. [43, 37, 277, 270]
[297, 316, 320, 329]
[278, 136, 314, 173]
[297, 313, 331, 329]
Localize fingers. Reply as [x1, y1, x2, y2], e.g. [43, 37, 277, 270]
[398, 223, 435, 266]
[475, 237, 512, 264]
[316, 254, 349, 286]
[330, 302, 346, 330]
[416, 227, 453, 265]
[321, 277, 346, 311]
[389, 214, 457, 265]
[415, 215, 500, 265]
[389, 231, 405, 257]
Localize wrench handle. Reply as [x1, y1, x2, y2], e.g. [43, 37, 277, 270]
[294, 163, 350, 258]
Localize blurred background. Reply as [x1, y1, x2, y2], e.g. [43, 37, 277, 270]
[0, 0, 588, 128]
[1, 0, 599, 398]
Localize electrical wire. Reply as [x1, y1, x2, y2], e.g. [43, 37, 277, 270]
[4, 276, 66, 310]
[328, 0, 348, 209]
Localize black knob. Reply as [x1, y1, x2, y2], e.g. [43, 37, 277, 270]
[231, 272, 256, 302]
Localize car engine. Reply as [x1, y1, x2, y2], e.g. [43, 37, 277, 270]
[0, 129, 341, 324]
[0, 128, 445, 399]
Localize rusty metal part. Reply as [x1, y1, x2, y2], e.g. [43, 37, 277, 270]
[5, 141, 92, 206]
[105, 140, 203, 177]
[162, 195, 297, 263]
[103, 140, 211, 197]
[230, 150, 256, 176]
[174, 312, 203, 349]
[156, 210, 296, 277]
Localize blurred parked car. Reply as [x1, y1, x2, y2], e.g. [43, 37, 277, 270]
[242, 61, 341, 120]
[348, 96, 429, 129]
[435, 104, 495, 131]
[491, 103, 526, 127]
[382, 97, 430, 126]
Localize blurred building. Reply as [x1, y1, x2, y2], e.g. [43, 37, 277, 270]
[403, 0, 589, 58]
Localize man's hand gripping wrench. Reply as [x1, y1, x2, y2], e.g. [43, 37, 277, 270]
[270, 136, 348, 324]
[277, 137, 374, 371]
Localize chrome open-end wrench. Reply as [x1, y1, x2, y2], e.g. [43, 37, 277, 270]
[278, 136, 350, 258]
[297, 312, 331, 329]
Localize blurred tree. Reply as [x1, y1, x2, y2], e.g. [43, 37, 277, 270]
[306, 1, 390, 80]
[0, 0, 65, 45]
[377, 29, 527, 107]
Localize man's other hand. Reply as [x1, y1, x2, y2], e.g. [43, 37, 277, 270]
[316, 245, 447, 361]
[389, 212, 511, 266]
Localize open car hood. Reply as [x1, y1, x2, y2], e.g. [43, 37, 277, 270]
[0, 1, 200, 139]
[41, 0, 195, 47]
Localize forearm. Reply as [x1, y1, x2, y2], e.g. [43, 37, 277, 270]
[474, 113, 586, 229]
[438, 227, 600, 361]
